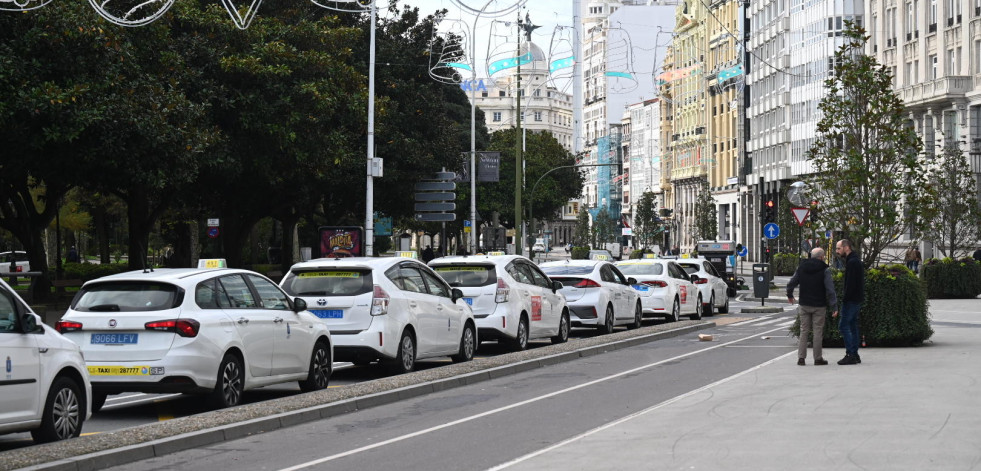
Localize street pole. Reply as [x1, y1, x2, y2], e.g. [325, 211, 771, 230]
[514, 15, 523, 256]
[364, 0, 377, 256]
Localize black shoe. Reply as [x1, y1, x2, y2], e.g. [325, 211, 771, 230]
[855, 354, 861, 364]
[798, 358, 806, 366]
[814, 359, 828, 366]
[838, 355, 858, 365]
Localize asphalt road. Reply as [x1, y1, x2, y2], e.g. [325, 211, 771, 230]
[101, 310, 799, 471]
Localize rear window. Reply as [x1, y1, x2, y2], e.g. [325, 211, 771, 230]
[616, 264, 664, 275]
[540, 265, 593, 276]
[677, 263, 700, 275]
[432, 265, 497, 287]
[73, 282, 182, 312]
[282, 269, 372, 296]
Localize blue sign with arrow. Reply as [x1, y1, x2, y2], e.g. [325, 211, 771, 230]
[763, 223, 780, 239]
[738, 245, 748, 257]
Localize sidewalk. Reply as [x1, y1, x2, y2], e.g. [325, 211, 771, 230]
[504, 302, 981, 471]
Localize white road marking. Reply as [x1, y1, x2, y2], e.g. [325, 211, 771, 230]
[276, 324, 794, 471]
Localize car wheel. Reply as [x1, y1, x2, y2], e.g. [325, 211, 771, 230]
[703, 294, 715, 318]
[209, 353, 244, 409]
[390, 330, 416, 374]
[629, 302, 642, 329]
[718, 295, 730, 313]
[452, 323, 477, 363]
[91, 392, 108, 413]
[597, 304, 615, 334]
[666, 298, 680, 322]
[511, 317, 529, 351]
[299, 341, 332, 392]
[551, 311, 570, 344]
[31, 376, 83, 443]
[690, 294, 703, 320]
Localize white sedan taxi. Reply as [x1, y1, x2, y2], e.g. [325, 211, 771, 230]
[0, 278, 91, 443]
[538, 260, 642, 333]
[57, 262, 332, 411]
[429, 255, 569, 351]
[280, 257, 476, 373]
[677, 258, 730, 317]
[615, 259, 701, 322]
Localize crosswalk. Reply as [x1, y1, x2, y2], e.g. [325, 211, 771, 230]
[729, 315, 797, 328]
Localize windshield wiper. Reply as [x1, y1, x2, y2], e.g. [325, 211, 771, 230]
[87, 304, 120, 312]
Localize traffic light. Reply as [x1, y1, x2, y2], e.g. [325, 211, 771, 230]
[810, 200, 820, 224]
[763, 200, 775, 223]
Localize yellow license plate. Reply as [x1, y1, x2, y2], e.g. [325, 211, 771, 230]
[87, 366, 162, 376]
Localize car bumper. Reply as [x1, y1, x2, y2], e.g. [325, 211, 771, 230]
[331, 318, 403, 362]
[85, 356, 217, 394]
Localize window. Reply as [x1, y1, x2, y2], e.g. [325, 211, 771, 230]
[947, 49, 956, 74]
[247, 275, 290, 310]
[419, 269, 450, 298]
[534, 111, 543, 121]
[493, 112, 502, 122]
[907, 1, 915, 32]
[931, 54, 938, 78]
[219, 276, 258, 309]
[0, 290, 18, 333]
[931, 0, 937, 25]
[395, 266, 427, 293]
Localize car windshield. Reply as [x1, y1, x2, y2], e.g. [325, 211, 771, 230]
[540, 265, 593, 276]
[616, 264, 664, 275]
[678, 263, 700, 275]
[73, 282, 181, 312]
[282, 269, 373, 296]
[431, 265, 496, 287]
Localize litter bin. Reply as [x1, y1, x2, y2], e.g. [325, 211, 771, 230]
[753, 263, 770, 300]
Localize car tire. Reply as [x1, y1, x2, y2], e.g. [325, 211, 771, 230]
[511, 316, 530, 351]
[91, 392, 108, 413]
[209, 353, 244, 409]
[299, 341, 331, 392]
[452, 323, 477, 363]
[690, 294, 703, 320]
[390, 330, 416, 374]
[666, 298, 680, 322]
[718, 295, 730, 313]
[629, 302, 642, 329]
[31, 376, 84, 443]
[597, 304, 615, 334]
[551, 311, 570, 344]
[703, 294, 715, 318]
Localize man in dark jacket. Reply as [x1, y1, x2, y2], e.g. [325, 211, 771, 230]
[834, 238, 864, 365]
[787, 248, 837, 366]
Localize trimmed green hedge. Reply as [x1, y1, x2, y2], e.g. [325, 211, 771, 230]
[792, 264, 933, 347]
[61, 262, 132, 281]
[571, 247, 590, 260]
[771, 253, 800, 275]
[920, 257, 981, 299]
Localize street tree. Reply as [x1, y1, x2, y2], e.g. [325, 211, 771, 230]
[692, 181, 717, 241]
[591, 207, 617, 247]
[633, 191, 661, 251]
[572, 208, 590, 247]
[806, 22, 928, 268]
[920, 144, 981, 258]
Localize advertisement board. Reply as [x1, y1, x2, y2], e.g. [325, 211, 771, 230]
[319, 226, 363, 258]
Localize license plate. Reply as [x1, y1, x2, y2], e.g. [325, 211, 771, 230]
[87, 366, 164, 376]
[311, 309, 343, 319]
[464, 298, 473, 305]
[91, 333, 138, 344]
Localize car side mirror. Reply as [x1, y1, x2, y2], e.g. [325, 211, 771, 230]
[690, 274, 700, 283]
[293, 297, 308, 313]
[21, 313, 37, 333]
[627, 277, 637, 285]
[451, 288, 464, 303]
[552, 280, 563, 292]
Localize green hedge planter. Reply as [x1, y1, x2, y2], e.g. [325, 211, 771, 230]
[771, 253, 800, 275]
[61, 262, 132, 282]
[571, 247, 590, 260]
[791, 264, 933, 347]
[920, 257, 981, 299]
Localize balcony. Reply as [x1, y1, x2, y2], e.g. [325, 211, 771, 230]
[900, 76, 973, 104]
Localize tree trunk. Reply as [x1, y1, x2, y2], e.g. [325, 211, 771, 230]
[172, 221, 193, 268]
[127, 194, 152, 270]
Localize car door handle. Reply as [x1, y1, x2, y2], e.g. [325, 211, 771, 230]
[237, 317, 249, 324]
[409, 302, 417, 308]
[274, 317, 284, 323]
[38, 347, 49, 354]
[436, 304, 444, 311]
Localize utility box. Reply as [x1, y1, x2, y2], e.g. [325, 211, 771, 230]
[753, 264, 770, 299]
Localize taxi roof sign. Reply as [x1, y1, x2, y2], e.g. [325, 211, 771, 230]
[198, 259, 227, 269]
[643, 253, 656, 259]
[487, 251, 505, 256]
[396, 251, 418, 259]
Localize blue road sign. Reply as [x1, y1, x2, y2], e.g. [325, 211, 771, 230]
[464, 220, 471, 228]
[763, 223, 780, 239]
[825, 229, 832, 238]
[738, 245, 748, 257]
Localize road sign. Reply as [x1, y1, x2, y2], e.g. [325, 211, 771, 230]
[763, 223, 780, 239]
[791, 207, 810, 226]
[825, 229, 832, 238]
[207, 227, 220, 239]
[207, 218, 220, 227]
[415, 213, 457, 222]
[738, 245, 748, 257]
[414, 192, 456, 201]
[463, 220, 472, 233]
[415, 202, 456, 212]
[414, 181, 456, 191]
[434, 171, 456, 180]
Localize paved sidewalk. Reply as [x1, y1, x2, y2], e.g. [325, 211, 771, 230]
[502, 300, 981, 471]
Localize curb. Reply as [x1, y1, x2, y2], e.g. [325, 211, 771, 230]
[16, 323, 711, 471]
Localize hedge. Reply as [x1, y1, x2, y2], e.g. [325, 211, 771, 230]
[920, 257, 981, 299]
[771, 253, 800, 275]
[61, 262, 132, 282]
[791, 264, 933, 347]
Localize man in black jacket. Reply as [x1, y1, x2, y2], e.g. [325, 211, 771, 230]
[787, 248, 838, 366]
[834, 239, 864, 365]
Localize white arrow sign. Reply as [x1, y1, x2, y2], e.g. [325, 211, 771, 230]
[791, 208, 810, 226]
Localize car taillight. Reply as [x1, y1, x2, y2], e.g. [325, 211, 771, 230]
[642, 280, 668, 288]
[14, 266, 23, 273]
[371, 285, 389, 316]
[495, 278, 510, 303]
[573, 279, 601, 288]
[55, 321, 83, 333]
[693, 278, 708, 284]
[145, 319, 200, 337]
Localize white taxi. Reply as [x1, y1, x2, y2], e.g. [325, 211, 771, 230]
[280, 257, 476, 373]
[429, 255, 568, 351]
[615, 259, 701, 322]
[676, 258, 730, 317]
[538, 260, 642, 333]
[0, 278, 92, 443]
[57, 263, 332, 411]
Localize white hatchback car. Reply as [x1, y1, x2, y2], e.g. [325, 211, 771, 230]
[280, 257, 476, 373]
[538, 260, 642, 333]
[615, 259, 701, 322]
[57, 266, 332, 411]
[676, 258, 730, 317]
[0, 250, 30, 274]
[0, 278, 92, 443]
[429, 255, 569, 351]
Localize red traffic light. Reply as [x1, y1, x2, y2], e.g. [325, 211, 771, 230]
[765, 200, 774, 208]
